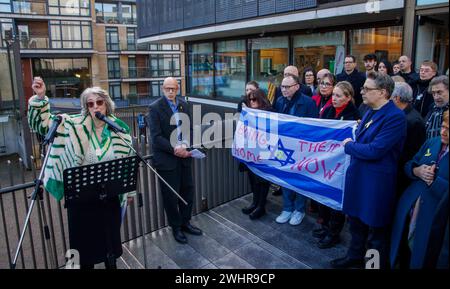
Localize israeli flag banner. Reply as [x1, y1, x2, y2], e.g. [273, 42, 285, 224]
[232, 107, 357, 211]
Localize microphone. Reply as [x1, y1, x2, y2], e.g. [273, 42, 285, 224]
[43, 115, 63, 145]
[95, 112, 126, 134]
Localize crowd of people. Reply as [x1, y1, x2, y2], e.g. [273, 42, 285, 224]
[27, 52, 448, 269]
[237, 54, 449, 269]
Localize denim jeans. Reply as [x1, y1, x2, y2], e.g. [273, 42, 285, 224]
[282, 188, 306, 213]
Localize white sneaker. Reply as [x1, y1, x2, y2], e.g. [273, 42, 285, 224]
[289, 210, 305, 226]
[276, 211, 293, 224]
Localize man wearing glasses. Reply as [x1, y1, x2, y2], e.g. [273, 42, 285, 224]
[147, 77, 202, 244]
[270, 66, 313, 107]
[273, 75, 318, 226]
[425, 76, 449, 140]
[337, 55, 366, 107]
[331, 72, 407, 269]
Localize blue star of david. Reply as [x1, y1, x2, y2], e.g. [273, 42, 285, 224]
[268, 139, 295, 166]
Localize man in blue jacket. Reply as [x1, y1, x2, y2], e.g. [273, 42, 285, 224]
[331, 72, 407, 269]
[273, 75, 318, 226]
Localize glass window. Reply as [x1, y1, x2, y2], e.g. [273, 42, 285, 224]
[127, 28, 136, 50]
[31, 58, 91, 98]
[103, 3, 118, 24]
[250, 36, 289, 93]
[215, 40, 246, 99]
[109, 83, 121, 99]
[188, 43, 214, 97]
[48, 0, 90, 16]
[0, 0, 11, 13]
[128, 56, 136, 78]
[50, 20, 92, 49]
[415, 20, 448, 74]
[108, 57, 120, 79]
[350, 26, 403, 72]
[150, 54, 181, 77]
[294, 31, 345, 75]
[106, 27, 119, 51]
[121, 4, 133, 24]
[1, 19, 13, 46]
[95, 2, 104, 23]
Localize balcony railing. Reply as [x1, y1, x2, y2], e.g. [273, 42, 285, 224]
[19, 37, 49, 49]
[12, 0, 47, 15]
[126, 93, 158, 106]
[122, 67, 151, 79]
[122, 67, 181, 79]
[97, 16, 137, 25]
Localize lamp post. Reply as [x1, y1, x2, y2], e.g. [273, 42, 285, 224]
[4, 34, 32, 169]
[4, 37, 18, 114]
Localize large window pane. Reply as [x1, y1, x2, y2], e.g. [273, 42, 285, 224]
[109, 83, 121, 100]
[188, 43, 214, 97]
[108, 57, 120, 79]
[215, 40, 246, 99]
[50, 20, 92, 49]
[294, 31, 345, 75]
[106, 27, 119, 51]
[103, 3, 118, 24]
[250, 36, 288, 93]
[350, 26, 403, 72]
[0, 0, 11, 13]
[49, 0, 90, 16]
[32, 58, 91, 98]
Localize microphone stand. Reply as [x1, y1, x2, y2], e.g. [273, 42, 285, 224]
[11, 131, 58, 269]
[107, 125, 188, 269]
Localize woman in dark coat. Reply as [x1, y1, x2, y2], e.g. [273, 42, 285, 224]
[240, 89, 273, 219]
[313, 81, 360, 249]
[390, 110, 449, 269]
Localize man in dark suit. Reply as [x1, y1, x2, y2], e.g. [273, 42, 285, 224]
[147, 77, 202, 244]
[391, 82, 426, 196]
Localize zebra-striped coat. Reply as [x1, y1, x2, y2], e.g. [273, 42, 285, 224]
[28, 95, 134, 205]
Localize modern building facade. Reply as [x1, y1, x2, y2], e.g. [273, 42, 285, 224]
[0, 0, 184, 156]
[136, 0, 448, 109]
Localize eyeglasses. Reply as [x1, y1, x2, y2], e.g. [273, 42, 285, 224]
[281, 84, 298, 90]
[320, 82, 333, 88]
[87, 99, 105, 108]
[361, 86, 380, 93]
[163, 87, 177, 92]
[249, 98, 258, 102]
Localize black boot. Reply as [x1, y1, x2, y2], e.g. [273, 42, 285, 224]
[317, 233, 341, 249]
[312, 225, 328, 239]
[242, 202, 257, 214]
[249, 207, 266, 219]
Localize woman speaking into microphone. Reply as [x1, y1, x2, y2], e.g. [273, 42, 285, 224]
[28, 77, 134, 269]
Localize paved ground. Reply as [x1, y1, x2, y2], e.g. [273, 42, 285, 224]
[117, 193, 350, 269]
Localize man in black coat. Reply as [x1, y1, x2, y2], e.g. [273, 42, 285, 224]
[399, 55, 420, 89]
[147, 77, 202, 244]
[337, 55, 366, 107]
[412, 60, 438, 118]
[391, 82, 426, 196]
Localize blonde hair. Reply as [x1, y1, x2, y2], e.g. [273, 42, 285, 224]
[80, 87, 115, 116]
[335, 81, 355, 104]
